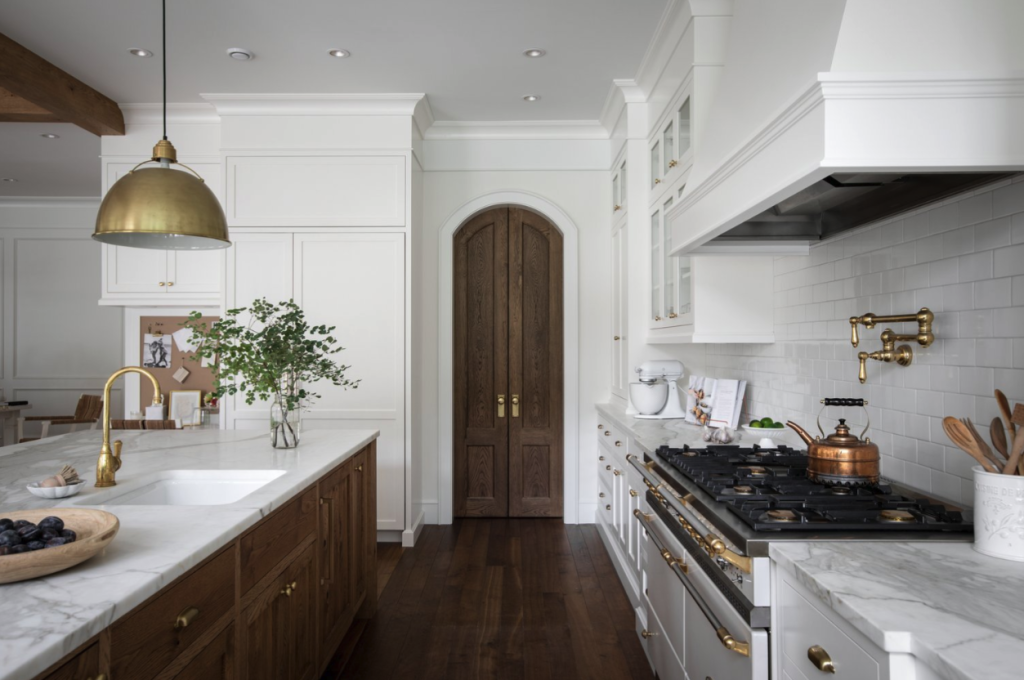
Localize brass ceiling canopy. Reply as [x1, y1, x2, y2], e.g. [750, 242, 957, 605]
[92, 0, 229, 251]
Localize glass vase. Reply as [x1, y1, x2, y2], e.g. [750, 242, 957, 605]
[270, 394, 301, 449]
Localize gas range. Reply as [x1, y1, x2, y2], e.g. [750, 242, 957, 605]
[654, 443, 971, 534]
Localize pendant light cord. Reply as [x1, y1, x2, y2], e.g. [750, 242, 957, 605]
[162, 0, 167, 141]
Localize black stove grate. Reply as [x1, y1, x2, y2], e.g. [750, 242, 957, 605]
[655, 444, 970, 532]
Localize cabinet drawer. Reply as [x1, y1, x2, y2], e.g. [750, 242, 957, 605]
[646, 601, 686, 680]
[644, 515, 686, 666]
[778, 573, 880, 680]
[170, 624, 234, 680]
[111, 546, 236, 680]
[596, 420, 627, 453]
[240, 486, 317, 593]
[40, 642, 100, 680]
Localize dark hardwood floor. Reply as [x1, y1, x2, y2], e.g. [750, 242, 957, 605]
[323, 519, 653, 680]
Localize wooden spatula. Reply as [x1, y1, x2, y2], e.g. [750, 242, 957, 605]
[943, 417, 999, 473]
[1011, 404, 1024, 474]
[996, 389, 1015, 437]
[962, 418, 1001, 467]
[991, 417, 1010, 460]
[1004, 427, 1024, 475]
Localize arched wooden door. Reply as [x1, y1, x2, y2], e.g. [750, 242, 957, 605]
[453, 206, 564, 517]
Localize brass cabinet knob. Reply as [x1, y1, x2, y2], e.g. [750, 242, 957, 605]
[599, 455, 605, 461]
[654, 315, 662, 321]
[613, 469, 621, 476]
[167, 281, 174, 286]
[615, 440, 622, 447]
[280, 580, 299, 597]
[614, 335, 620, 340]
[668, 159, 678, 168]
[497, 394, 506, 418]
[606, 465, 612, 471]
[654, 178, 662, 185]
[613, 205, 622, 211]
[599, 492, 605, 498]
[604, 430, 611, 436]
[158, 281, 166, 286]
[606, 504, 612, 511]
[640, 629, 653, 639]
[629, 489, 638, 497]
[807, 645, 836, 673]
[668, 312, 678, 319]
[598, 424, 604, 429]
[355, 464, 363, 472]
[174, 606, 199, 630]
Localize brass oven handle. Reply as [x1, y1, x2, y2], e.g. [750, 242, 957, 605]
[511, 394, 520, 418]
[807, 645, 836, 673]
[717, 628, 751, 658]
[660, 547, 688, 574]
[497, 394, 505, 418]
[174, 606, 199, 630]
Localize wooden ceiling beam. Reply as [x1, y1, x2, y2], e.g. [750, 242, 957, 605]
[0, 32, 124, 135]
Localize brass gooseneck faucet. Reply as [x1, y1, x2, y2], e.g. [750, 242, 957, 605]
[96, 367, 163, 487]
[849, 308, 934, 383]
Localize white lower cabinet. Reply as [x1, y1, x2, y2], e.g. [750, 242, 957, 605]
[595, 417, 643, 607]
[226, 230, 407, 536]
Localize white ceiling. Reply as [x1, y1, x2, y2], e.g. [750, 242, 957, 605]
[0, 123, 100, 197]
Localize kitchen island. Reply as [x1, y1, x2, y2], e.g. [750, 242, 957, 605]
[0, 428, 378, 680]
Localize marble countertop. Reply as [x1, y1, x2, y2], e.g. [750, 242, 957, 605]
[0, 428, 378, 680]
[771, 542, 1024, 680]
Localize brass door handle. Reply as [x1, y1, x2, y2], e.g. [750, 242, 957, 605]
[511, 394, 520, 418]
[356, 464, 363, 472]
[280, 580, 298, 597]
[174, 606, 199, 630]
[497, 394, 505, 418]
[807, 645, 836, 673]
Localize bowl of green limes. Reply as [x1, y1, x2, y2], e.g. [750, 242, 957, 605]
[742, 416, 788, 439]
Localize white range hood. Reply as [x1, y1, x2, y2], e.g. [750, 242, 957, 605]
[670, 0, 1024, 254]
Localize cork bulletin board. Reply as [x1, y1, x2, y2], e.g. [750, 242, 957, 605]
[138, 315, 219, 412]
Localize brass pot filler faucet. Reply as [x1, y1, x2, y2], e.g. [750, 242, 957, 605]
[849, 308, 934, 384]
[96, 367, 163, 487]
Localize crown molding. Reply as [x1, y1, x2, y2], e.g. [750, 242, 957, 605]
[423, 120, 609, 141]
[200, 93, 427, 117]
[120, 103, 220, 126]
[412, 96, 436, 139]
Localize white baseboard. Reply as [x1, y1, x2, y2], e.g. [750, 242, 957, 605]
[377, 530, 404, 543]
[577, 502, 597, 524]
[413, 501, 438, 525]
[402, 508, 426, 547]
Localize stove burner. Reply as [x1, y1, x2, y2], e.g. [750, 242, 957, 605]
[738, 466, 768, 476]
[679, 449, 698, 457]
[765, 509, 798, 522]
[732, 485, 755, 495]
[879, 509, 915, 523]
[830, 487, 852, 496]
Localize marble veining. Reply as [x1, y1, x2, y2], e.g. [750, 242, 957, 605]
[771, 541, 1024, 680]
[0, 428, 378, 680]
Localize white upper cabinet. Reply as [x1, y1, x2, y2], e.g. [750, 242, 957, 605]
[225, 155, 406, 227]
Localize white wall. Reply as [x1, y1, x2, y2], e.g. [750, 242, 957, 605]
[415, 168, 610, 523]
[679, 178, 1024, 506]
[0, 199, 124, 438]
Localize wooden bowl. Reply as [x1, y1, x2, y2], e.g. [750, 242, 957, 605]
[0, 508, 119, 585]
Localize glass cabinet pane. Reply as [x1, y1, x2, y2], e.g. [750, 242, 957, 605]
[651, 209, 661, 319]
[620, 162, 627, 208]
[663, 197, 675, 317]
[663, 121, 675, 175]
[612, 173, 620, 211]
[678, 97, 691, 158]
[650, 141, 660, 188]
[678, 256, 692, 316]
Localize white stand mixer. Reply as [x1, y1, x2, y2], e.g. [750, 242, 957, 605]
[629, 360, 687, 419]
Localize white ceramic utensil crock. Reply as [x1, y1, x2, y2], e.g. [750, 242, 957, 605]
[972, 465, 1024, 562]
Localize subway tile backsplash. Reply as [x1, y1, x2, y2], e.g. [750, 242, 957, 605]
[699, 177, 1024, 507]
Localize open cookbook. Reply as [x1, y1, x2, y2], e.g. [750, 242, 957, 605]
[684, 376, 747, 430]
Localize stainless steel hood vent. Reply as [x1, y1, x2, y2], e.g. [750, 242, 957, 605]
[713, 172, 1017, 243]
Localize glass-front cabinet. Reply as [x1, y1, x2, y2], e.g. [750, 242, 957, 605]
[611, 157, 627, 217]
[649, 88, 693, 199]
[649, 198, 693, 330]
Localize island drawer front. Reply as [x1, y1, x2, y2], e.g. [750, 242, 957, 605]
[111, 545, 236, 680]
[39, 641, 99, 680]
[778, 571, 881, 680]
[597, 419, 627, 454]
[240, 485, 318, 593]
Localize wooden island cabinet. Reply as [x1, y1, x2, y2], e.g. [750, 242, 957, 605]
[34, 441, 377, 680]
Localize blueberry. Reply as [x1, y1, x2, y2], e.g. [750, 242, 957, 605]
[61, 529, 77, 543]
[27, 540, 45, 551]
[12, 519, 32, 529]
[0, 518, 12, 532]
[45, 537, 67, 548]
[17, 525, 41, 542]
[9, 544, 28, 554]
[38, 516, 64, 533]
[41, 528, 59, 541]
[0, 529, 21, 547]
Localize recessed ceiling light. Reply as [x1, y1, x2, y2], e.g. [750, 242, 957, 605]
[523, 49, 546, 58]
[523, 95, 540, 102]
[41, 133, 60, 139]
[226, 48, 254, 61]
[128, 48, 153, 58]
[328, 49, 351, 58]
[2, 178, 17, 183]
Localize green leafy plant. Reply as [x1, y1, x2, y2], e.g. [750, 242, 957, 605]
[183, 299, 359, 415]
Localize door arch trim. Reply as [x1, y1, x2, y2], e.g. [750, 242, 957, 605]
[438, 190, 580, 524]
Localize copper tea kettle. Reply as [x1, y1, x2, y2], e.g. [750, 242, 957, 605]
[787, 398, 879, 485]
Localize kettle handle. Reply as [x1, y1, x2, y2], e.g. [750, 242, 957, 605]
[817, 398, 871, 439]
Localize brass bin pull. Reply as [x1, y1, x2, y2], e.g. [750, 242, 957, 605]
[497, 394, 505, 418]
[174, 606, 199, 630]
[511, 394, 520, 418]
[807, 645, 836, 673]
[280, 580, 298, 597]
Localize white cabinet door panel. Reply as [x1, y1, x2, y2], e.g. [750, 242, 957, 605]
[168, 250, 222, 294]
[226, 156, 406, 227]
[105, 246, 168, 293]
[293, 232, 405, 532]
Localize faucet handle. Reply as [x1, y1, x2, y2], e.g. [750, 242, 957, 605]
[112, 440, 123, 471]
[849, 317, 860, 347]
[858, 351, 870, 384]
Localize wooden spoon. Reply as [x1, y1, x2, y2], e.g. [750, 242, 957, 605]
[962, 418, 1001, 467]
[943, 417, 999, 474]
[1011, 404, 1024, 474]
[1003, 427, 1024, 475]
[990, 417, 1010, 460]
[995, 389, 1015, 438]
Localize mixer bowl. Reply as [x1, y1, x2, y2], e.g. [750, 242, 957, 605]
[629, 382, 669, 416]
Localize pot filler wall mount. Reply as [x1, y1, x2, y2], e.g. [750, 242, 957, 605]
[849, 307, 934, 383]
[629, 360, 687, 420]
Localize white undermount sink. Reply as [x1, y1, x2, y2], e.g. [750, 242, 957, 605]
[74, 469, 287, 506]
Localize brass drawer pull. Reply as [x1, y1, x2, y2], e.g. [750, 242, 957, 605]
[640, 629, 653, 639]
[599, 455, 605, 461]
[615, 440, 622, 447]
[280, 580, 298, 597]
[807, 645, 836, 673]
[629, 489, 638, 497]
[167, 281, 174, 287]
[633, 508, 653, 522]
[599, 492, 605, 498]
[613, 469, 621, 476]
[598, 423, 604, 429]
[158, 281, 166, 287]
[174, 606, 199, 630]
[606, 465, 612, 471]
[604, 430, 611, 436]
[356, 464, 363, 472]
[606, 504, 612, 511]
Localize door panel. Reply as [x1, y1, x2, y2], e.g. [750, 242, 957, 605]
[454, 208, 509, 517]
[509, 207, 563, 517]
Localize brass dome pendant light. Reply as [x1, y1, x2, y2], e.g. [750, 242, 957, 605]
[93, 0, 229, 250]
